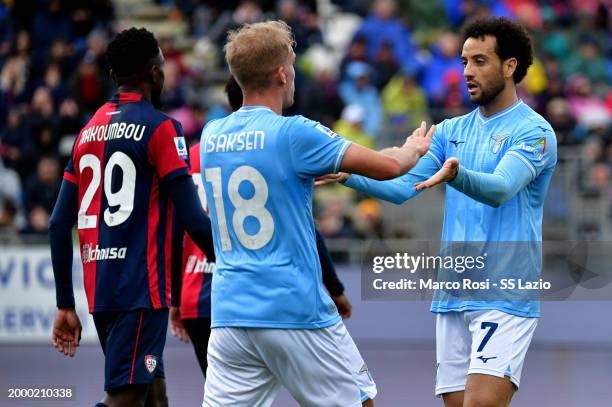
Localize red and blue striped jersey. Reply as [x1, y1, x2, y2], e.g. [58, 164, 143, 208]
[179, 142, 213, 319]
[63, 92, 189, 313]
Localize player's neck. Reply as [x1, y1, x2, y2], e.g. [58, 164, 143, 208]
[242, 92, 283, 115]
[117, 85, 151, 103]
[479, 86, 518, 118]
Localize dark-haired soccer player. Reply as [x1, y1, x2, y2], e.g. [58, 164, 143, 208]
[169, 76, 352, 379]
[321, 17, 557, 407]
[49, 28, 215, 407]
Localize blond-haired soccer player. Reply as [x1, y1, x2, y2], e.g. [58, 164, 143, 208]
[199, 21, 434, 407]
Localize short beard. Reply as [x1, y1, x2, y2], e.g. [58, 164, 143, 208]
[473, 75, 506, 106]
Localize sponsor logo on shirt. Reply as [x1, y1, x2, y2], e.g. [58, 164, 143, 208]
[184, 255, 215, 274]
[450, 140, 465, 147]
[82, 244, 127, 263]
[476, 355, 497, 364]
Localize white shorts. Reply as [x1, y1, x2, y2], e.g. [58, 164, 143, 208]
[203, 321, 377, 407]
[435, 310, 537, 396]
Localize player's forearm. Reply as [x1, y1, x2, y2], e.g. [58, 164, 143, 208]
[316, 229, 344, 296]
[343, 154, 440, 204]
[344, 174, 415, 204]
[49, 180, 78, 309]
[449, 154, 533, 208]
[380, 146, 421, 174]
[167, 176, 216, 262]
[170, 215, 184, 308]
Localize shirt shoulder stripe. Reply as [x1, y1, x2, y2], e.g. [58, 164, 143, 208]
[334, 140, 351, 173]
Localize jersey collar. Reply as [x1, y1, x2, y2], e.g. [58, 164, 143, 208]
[236, 105, 274, 114]
[477, 99, 523, 124]
[110, 92, 144, 104]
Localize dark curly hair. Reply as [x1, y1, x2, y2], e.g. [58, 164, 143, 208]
[106, 28, 159, 77]
[462, 17, 533, 84]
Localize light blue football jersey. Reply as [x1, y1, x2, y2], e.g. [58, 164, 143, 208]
[429, 100, 557, 317]
[345, 99, 557, 317]
[200, 106, 351, 329]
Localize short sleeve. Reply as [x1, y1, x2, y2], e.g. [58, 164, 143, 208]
[147, 119, 189, 183]
[63, 159, 77, 184]
[505, 123, 557, 180]
[288, 116, 352, 178]
[427, 120, 447, 169]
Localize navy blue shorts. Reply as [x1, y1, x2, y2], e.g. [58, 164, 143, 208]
[93, 308, 168, 392]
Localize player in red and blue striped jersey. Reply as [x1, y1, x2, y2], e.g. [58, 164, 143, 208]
[49, 28, 215, 407]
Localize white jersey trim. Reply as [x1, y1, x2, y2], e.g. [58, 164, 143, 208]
[477, 100, 524, 124]
[507, 151, 537, 180]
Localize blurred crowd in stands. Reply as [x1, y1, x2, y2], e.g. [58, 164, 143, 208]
[0, 0, 610, 241]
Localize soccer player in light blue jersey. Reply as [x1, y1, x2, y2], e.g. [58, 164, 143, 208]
[199, 21, 434, 407]
[320, 17, 557, 407]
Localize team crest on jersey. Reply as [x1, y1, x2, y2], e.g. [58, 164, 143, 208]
[490, 134, 509, 154]
[144, 355, 157, 374]
[174, 137, 188, 159]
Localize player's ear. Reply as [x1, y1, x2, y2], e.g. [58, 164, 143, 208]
[504, 57, 517, 80]
[277, 66, 287, 85]
[149, 64, 158, 78]
[149, 64, 164, 85]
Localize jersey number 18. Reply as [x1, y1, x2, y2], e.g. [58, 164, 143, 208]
[204, 166, 274, 252]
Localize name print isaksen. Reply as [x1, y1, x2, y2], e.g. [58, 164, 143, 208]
[204, 130, 265, 153]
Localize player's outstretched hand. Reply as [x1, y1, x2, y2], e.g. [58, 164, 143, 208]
[404, 121, 436, 158]
[415, 157, 459, 190]
[52, 308, 82, 357]
[170, 306, 190, 344]
[332, 294, 352, 319]
[315, 172, 349, 187]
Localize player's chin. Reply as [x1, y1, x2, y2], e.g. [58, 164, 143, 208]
[469, 94, 486, 106]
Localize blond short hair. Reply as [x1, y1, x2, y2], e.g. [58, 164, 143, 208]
[225, 20, 295, 91]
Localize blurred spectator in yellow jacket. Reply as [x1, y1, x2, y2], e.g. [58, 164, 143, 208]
[381, 71, 429, 129]
[333, 104, 375, 149]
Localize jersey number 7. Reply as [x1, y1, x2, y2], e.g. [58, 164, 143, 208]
[204, 166, 275, 252]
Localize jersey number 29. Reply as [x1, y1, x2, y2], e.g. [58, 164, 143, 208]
[204, 166, 274, 251]
[77, 152, 135, 229]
